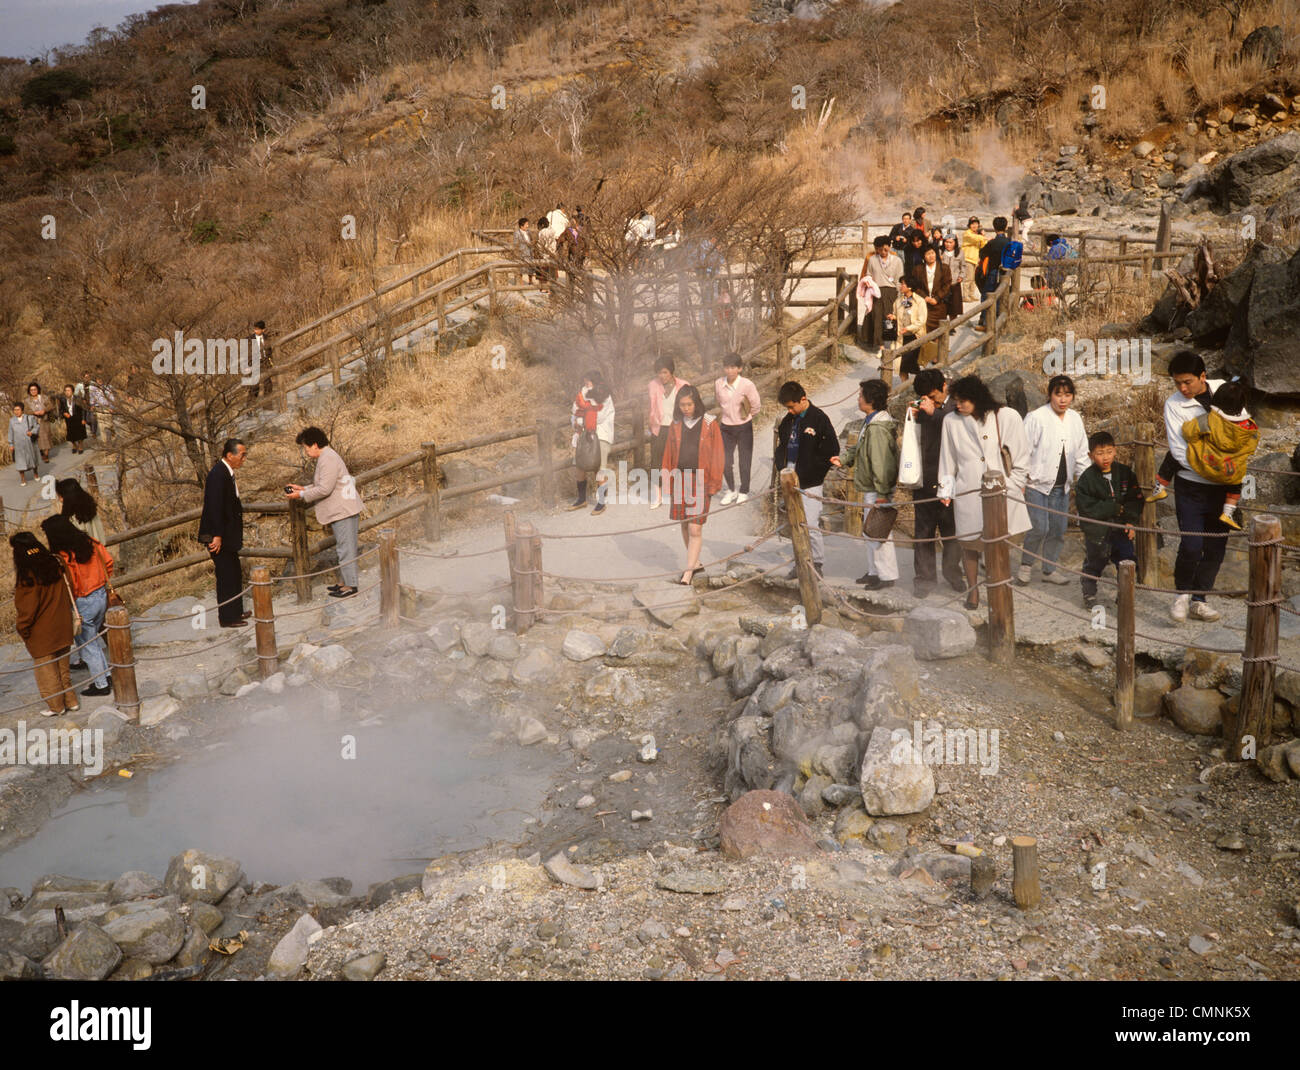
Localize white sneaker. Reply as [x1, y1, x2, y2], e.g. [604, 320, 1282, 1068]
[735, 493, 748, 504]
[720, 490, 738, 505]
[41, 709, 59, 718]
[1170, 593, 1190, 622]
[1189, 600, 1220, 622]
[1042, 570, 1070, 585]
[650, 498, 662, 510]
[1017, 564, 1032, 585]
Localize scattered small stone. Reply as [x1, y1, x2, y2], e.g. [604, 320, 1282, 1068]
[575, 795, 596, 809]
[655, 870, 726, 895]
[1188, 934, 1215, 956]
[722, 895, 748, 911]
[631, 809, 653, 822]
[543, 853, 598, 890]
[340, 951, 387, 981]
[1053, 731, 1065, 743]
[1215, 833, 1246, 851]
[608, 770, 633, 783]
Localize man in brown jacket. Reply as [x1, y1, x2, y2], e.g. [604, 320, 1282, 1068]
[286, 427, 363, 597]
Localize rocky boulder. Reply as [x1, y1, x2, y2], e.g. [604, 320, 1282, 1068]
[42, 923, 121, 981]
[904, 605, 976, 659]
[163, 849, 243, 904]
[987, 369, 1045, 418]
[719, 790, 819, 860]
[1224, 243, 1300, 397]
[266, 912, 323, 979]
[858, 725, 935, 816]
[101, 907, 185, 964]
[1163, 685, 1225, 735]
[1194, 131, 1300, 211]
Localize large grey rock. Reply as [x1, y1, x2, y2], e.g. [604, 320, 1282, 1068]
[139, 695, 180, 727]
[987, 370, 1045, 418]
[1188, 242, 1288, 347]
[804, 625, 867, 667]
[487, 634, 521, 661]
[266, 912, 322, 979]
[1163, 685, 1224, 735]
[109, 871, 164, 903]
[1240, 24, 1284, 68]
[189, 902, 224, 935]
[562, 630, 606, 661]
[583, 667, 644, 705]
[171, 924, 211, 970]
[163, 849, 243, 904]
[1225, 244, 1300, 396]
[276, 879, 352, 908]
[904, 606, 976, 659]
[1201, 131, 1300, 211]
[19, 890, 112, 925]
[932, 156, 993, 197]
[42, 923, 121, 980]
[516, 716, 548, 746]
[511, 648, 558, 685]
[634, 585, 698, 626]
[341, 951, 387, 980]
[460, 622, 494, 657]
[725, 715, 777, 796]
[425, 620, 461, 652]
[1134, 671, 1175, 717]
[307, 644, 354, 678]
[30, 874, 113, 894]
[218, 667, 251, 695]
[168, 673, 210, 701]
[730, 638, 764, 697]
[859, 725, 935, 816]
[101, 907, 185, 964]
[0, 949, 40, 979]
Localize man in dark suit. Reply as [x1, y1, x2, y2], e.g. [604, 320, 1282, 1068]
[248, 321, 273, 404]
[199, 438, 249, 627]
[774, 380, 840, 579]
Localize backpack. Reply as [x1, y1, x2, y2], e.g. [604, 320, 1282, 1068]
[1045, 239, 1074, 261]
[1000, 240, 1023, 271]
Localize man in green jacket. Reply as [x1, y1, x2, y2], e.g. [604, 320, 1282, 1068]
[832, 379, 899, 589]
[1075, 430, 1143, 611]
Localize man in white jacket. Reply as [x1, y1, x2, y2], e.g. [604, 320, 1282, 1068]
[287, 427, 364, 597]
[1019, 375, 1090, 585]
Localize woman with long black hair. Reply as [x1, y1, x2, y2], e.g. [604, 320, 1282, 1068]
[42, 515, 115, 696]
[660, 384, 724, 585]
[56, 477, 107, 546]
[10, 531, 79, 716]
[937, 375, 1031, 609]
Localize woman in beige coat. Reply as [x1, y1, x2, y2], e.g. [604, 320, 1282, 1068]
[286, 426, 364, 597]
[25, 382, 54, 462]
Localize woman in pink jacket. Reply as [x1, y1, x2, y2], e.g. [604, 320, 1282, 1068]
[647, 358, 688, 509]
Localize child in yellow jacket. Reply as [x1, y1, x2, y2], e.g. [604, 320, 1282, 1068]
[1180, 380, 1259, 530]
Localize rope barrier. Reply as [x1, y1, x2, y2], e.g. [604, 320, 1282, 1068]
[399, 543, 511, 560]
[538, 530, 782, 584]
[267, 547, 379, 582]
[130, 583, 254, 622]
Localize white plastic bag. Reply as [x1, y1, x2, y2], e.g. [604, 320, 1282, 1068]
[897, 406, 922, 488]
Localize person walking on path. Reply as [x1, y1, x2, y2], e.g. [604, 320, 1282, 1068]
[90, 374, 116, 444]
[858, 236, 903, 355]
[774, 381, 839, 579]
[24, 382, 54, 463]
[287, 426, 364, 599]
[1177, 379, 1258, 532]
[512, 217, 534, 282]
[10, 531, 78, 716]
[1074, 431, 1142, 612]
[56, 478, 107, 547]
[974, 216, 1010, 331]
[198, 438, 249, 628]
[937, 374, 1031, 609]
[910, 368, 964, 597]
[647, 359, 688, 509]
[960, 217, 986, 303]
[248, 321, 274, 403]
[661, 384, 724, 586]
[832, 378, 899, 590]
[8, 402, 39, 485]
[714, 353, 761, 505]
[58, 385, 88, 455]
[1020, 374, 1090, 585]
[41, 515, 114, 697]
[569, 373, 614, 515]
[1161, 350, 1227, 623]
[940, 235, 965, 319]
[893, 279, 928, 384]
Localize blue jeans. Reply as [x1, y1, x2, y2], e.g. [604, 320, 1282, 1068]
[1022, 486, 1068, 573]
[75, 586, 110, 688]
[1173, 474, 1228, 603]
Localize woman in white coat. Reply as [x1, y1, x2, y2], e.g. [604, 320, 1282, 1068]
[937, 375, 1031, 609]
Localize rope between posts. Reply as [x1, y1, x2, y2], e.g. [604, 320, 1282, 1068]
[800, 486, 982, 508]
[0, 626, 111, 676]
[539, 530, 782, 584]
[130, 584, 254, 622]
[1003, 489, 1245, 539]
[399, 543, 510, 560]
[535, 493, 755, 539]
[1012, 543, 1247, 596]
[123, 628, 249, 661]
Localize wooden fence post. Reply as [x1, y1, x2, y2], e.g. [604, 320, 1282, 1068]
[84, 463, 98, 495]
[1012, 836, 1041, 909]
[779, 470, 823, 626]
[105, 604, 140, 722]
[251, 565, 278, 679]
[421, 441, 441, 540]
[289, 497, 312, 604]
[513, 519, 542, 633]
[833, 268, 846, 343]
[987, 288, 1001, 356]
[1154, 203, 1171, 272]
[935, 327, 949, 367]
[1115, 559, 1135, 730]
[535, 420, 556, 507]
[1231, 513, 1281, 757]
[844, 486, 863, 538]
[379, 526, 400, 628]
[981, 470, 1014, 663]
[488, 267, 498, 322]
[1135, 422, 1157, 585]
[435, 289, 447, 352]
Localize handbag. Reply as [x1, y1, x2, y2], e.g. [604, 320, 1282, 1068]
[863, 500, 898, 541]
[574, 430, 601, 472]
[897, 407, 922, 488]
[994, 413, 1013, 477]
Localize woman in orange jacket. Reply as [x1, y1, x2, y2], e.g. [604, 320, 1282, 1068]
[660, 384, 725, 585]
[42, 514, 115, 697]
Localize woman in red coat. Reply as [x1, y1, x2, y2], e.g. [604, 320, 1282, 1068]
[660, 385, 725, 585]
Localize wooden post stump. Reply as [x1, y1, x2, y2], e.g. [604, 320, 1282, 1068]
[834, 268, 847, 342]
[1115, 559, 1136, 730]
[1011, 835, 1041, 910]
[105, 604, 140, 721]
[1135, 422, 1157, 585]
[981, 471, 1014, 663]
[288, 497, 312, 604]
[513, 519, 542, 633]
[779, 470, 822, 627]
[379, 527, 399, 629]
[251, 566, 278, 679]
[1231, 513, 1281, 758]
[421, 441, 441, 540]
